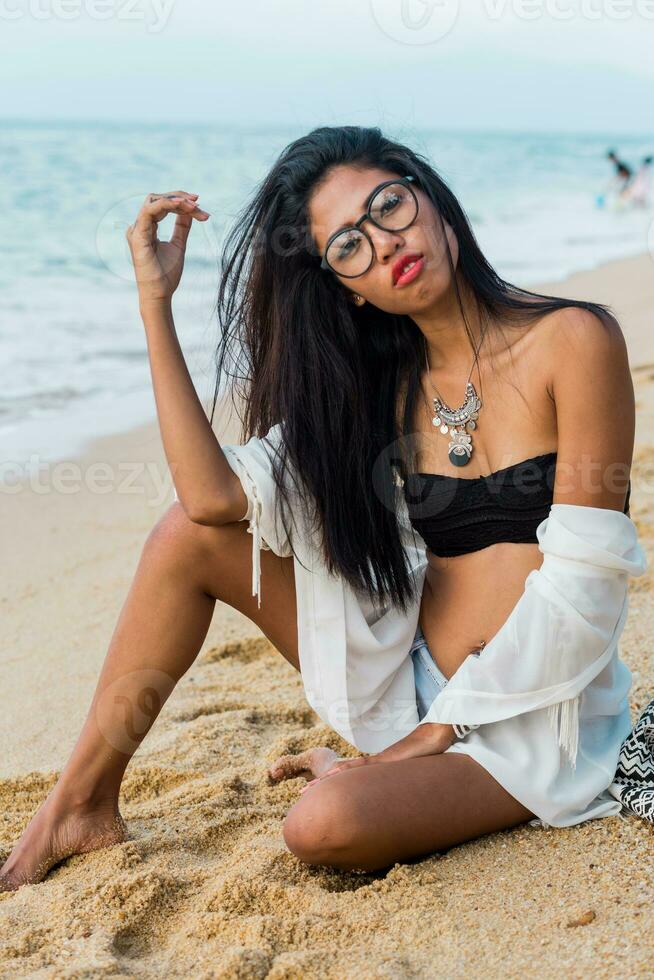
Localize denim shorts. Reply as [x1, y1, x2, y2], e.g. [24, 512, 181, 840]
[409, 623, 450, 721]
[410, 624, 481, 738]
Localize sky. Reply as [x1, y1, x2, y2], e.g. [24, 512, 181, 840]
[2, 0, 654, 133]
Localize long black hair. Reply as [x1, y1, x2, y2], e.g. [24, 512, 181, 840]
[209, 125, 616, 615]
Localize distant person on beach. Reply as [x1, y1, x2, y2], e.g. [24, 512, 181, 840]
[625, 155, 652, 208]
[597, 150, 635, 209]
[606, 148, 633, 192]
[1, 125, 646, 889]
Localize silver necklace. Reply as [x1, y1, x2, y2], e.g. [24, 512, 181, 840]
[423, 332, 484, 468]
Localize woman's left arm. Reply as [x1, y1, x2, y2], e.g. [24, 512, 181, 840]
[547, 306, 634, 514]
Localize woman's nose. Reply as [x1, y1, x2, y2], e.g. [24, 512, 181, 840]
[369, 228, 405, 265]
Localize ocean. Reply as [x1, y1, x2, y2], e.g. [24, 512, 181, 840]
[2, 121, 653, 471]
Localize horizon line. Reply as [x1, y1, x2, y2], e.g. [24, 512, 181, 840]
[1, 116, 653, 142]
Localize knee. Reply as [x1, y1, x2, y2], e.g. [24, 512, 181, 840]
[144, 502, 216, 566]
[281, 783, 365, 868]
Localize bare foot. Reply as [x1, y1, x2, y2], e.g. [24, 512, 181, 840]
[267, 746, 342, 784]
[0, 790, 127, 892]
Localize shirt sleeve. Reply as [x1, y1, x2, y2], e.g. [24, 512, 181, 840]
[172, 423, 295, 608]
[417, 503, 649, 769]
[220, 423, 297, 609]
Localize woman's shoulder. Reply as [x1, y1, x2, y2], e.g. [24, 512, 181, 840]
[525, 304, 628, 403]
[533, 304, 627, 363]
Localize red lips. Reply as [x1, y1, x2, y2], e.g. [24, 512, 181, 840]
[392, 252, 423, 286]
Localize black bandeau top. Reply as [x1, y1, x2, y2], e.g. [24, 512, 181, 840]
[403, 451, 632, 559]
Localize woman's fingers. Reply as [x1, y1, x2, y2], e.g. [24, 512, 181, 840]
[148, 190, 198, 204]
[125, 191, 210, 273]
[135, 196, 208, 231]
[299, 756, 372, 792]
[130, 192, 209, 238]
[170, 212, 194, 251]
[125, 189, 211, 302]
[325, 758, 369, 775]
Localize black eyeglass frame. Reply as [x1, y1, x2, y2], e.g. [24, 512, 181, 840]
[319, 175, 418, 278]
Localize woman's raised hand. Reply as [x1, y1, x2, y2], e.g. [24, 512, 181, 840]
[125, 190, 210, 306]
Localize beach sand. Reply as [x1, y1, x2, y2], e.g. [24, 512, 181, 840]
[1, 251, 653, 977]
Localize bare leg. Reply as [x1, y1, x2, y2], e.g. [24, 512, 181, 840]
[282, 753, 536, 872]
[0, 503, 299, 891]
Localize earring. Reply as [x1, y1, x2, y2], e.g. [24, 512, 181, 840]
[353, 294, 364, 305]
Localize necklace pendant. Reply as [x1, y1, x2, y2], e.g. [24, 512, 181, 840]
[448, 430, 473, 467]
[429, 382, 481, 468]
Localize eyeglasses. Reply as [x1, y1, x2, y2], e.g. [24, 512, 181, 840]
[320, 175, 418, 279]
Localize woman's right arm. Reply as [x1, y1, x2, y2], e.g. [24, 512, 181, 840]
[126, 190, 247, 525]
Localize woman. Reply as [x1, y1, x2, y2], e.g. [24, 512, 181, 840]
[0, 126, 646, 888]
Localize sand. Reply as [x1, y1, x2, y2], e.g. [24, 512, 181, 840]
[1, 251, 653, 977]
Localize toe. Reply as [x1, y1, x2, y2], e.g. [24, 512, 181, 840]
[267, 754, 307, 783]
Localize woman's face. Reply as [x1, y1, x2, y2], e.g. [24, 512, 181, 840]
[308, 164, 458, 315]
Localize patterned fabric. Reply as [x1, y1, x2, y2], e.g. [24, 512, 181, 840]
[609, 697, 654, 823]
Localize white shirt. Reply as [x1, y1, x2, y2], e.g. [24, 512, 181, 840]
[187, 423, 649, 829]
